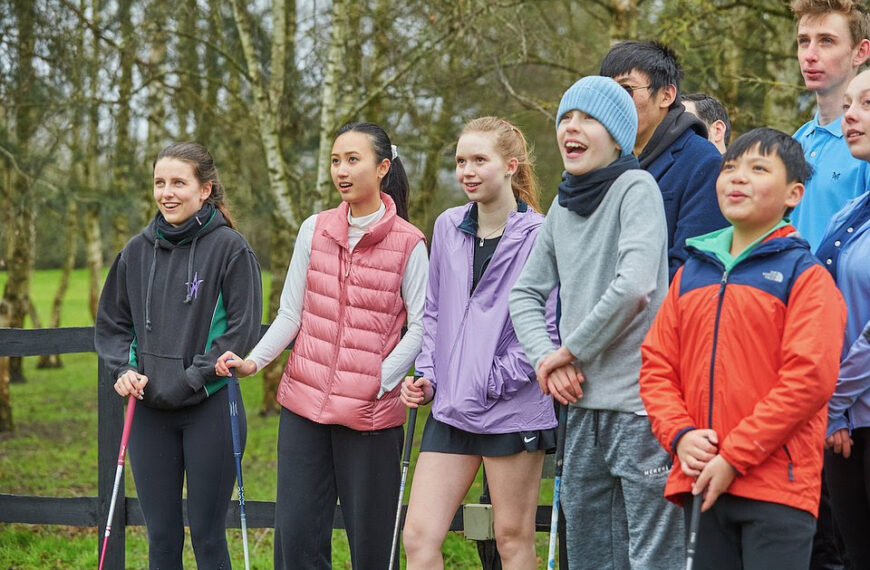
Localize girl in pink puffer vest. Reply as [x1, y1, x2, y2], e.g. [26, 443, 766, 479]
[216, 122, 427, 570]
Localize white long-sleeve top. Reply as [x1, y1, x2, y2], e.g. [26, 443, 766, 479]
[248, 202, 428, 397]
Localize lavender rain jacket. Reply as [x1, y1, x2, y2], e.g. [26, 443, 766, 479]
[414, 202, 558, 434]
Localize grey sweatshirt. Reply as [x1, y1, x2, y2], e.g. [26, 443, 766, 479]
[509, 169, 668, 412]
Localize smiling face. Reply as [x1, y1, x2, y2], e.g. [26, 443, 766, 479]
[843, 70, 870, 161]
[153, 158, 212, 226]
[716, 146, 803, 234]
[556, 110, 620, 176]
[330, 131, 390, 215]
[455, 131, 516, 204]
[797, 13, 867, 96]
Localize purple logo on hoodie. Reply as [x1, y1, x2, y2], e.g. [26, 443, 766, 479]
[186, 272, 204, 300]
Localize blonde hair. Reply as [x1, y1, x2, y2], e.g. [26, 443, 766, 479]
[791, 0, 870, 47]
[460, 117, 541, 212]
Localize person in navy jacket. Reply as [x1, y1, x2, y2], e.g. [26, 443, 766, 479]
[600, 41, 728, 280]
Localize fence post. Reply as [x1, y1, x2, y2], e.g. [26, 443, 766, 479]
[97, 358, 125, 569]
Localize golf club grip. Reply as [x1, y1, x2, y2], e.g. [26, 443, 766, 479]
[118, 396, 136, 464]
[227, 372, 243, 451]
[554, 403, 568, 473]
[686, 493, 702, 569]
[402, 407, 418, 465]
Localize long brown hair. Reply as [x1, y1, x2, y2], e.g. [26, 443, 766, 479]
[460, 117, 541, 212]
[154, 142, 236, 229]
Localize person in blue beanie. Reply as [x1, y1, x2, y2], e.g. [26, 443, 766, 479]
[510, 76, 684, 569]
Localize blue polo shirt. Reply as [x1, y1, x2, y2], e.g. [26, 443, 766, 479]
[791, 112, 870, 251]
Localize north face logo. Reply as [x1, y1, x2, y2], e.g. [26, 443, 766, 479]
[762, 270, 784, 283]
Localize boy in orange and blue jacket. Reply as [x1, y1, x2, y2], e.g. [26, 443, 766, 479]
[640, 127, 847, 569]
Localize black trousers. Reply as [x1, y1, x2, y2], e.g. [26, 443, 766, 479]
[128, 388, 244, 570]
[827, 428, 870, 569]
[684, 493, 816, 570]
[273, 408, 403, 570]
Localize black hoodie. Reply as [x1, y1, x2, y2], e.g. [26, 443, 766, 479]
[95, 209, 263, 409]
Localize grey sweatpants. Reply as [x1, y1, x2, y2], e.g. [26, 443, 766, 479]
[561, 407, 684, 569]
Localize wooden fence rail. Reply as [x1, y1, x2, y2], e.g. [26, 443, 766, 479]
[0, 327, 563, 569]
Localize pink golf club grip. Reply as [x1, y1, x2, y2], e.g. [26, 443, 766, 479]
[118, 396, 136, 464]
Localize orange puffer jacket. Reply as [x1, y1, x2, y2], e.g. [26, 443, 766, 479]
[640, 225, 846, 516]
[277, 194, 424, 431]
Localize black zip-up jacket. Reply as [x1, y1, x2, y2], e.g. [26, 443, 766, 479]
[95, 210, 262, 409]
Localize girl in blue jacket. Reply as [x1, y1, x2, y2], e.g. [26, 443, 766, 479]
[817, 68, 870, 567]
[400, 117, 557, 568]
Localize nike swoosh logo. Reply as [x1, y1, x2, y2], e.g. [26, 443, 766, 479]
[523, 436, 537, 443]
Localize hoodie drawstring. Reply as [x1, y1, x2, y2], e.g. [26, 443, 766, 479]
[145, 239, 158, 331]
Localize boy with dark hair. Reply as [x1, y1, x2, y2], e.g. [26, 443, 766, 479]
[790, 0, 870, 251]
[682, 93, 731, 154]
[600, 41, 728, 280]
[511, 75, 683, 569]
[640, 127, 847, 569]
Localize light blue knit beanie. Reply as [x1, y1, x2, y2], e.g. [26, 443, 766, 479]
[556, 75, 638, 157]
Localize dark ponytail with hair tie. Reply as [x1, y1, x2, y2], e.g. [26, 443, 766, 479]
[335, 122, 410, 220]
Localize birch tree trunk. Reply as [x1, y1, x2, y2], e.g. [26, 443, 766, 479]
[610, 0, 638, 41]
[37, 200, 79, 369]
[112, 0, 135, 253]
[259, 0, 298, 416]
[0, 0, 38, 428]
[144, 0, 167, 220]
[261, 213, 294, 416]
[84, 0, 103, 322]
[229, 0, 298, 230]
[229, 0, 303, 414]
[313, 0, 349, 208]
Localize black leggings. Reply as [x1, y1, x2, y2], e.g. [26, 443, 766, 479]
[827, 427, 870, 568]
[273, 408, 403, 570]
[128, 388, 245, 569]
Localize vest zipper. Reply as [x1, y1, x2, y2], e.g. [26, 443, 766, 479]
[321, 248, 351, 417]
[707, 270, 729, 428]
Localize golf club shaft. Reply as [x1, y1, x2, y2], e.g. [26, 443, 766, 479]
[547, 403, 568, 569]
[227, 371, 251, 570]
[389, 406, 418, 570]
[686, 493, 701, 570]
[99, 395, 137, 570]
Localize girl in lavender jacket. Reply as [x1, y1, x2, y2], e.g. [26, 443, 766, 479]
[400, 117, 558, 569]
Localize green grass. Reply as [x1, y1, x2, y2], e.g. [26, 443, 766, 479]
[0, 269, 556, 568]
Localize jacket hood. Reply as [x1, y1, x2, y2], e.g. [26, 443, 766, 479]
[142, 207, 228, 247]
[639, 103, 709, 169]
[140, 207, 229, 330]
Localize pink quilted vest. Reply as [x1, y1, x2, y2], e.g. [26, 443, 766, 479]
[277, 194, 424, 430]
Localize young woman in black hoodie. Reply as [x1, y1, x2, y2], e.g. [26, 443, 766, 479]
[95, 142, 263, 568]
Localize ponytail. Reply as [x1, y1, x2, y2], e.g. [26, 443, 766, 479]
[335, 122, 410, 220]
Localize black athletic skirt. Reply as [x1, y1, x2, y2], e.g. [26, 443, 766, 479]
[419, 414, 556, 457]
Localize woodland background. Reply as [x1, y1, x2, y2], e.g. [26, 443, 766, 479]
[0, 0, 815, 430]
